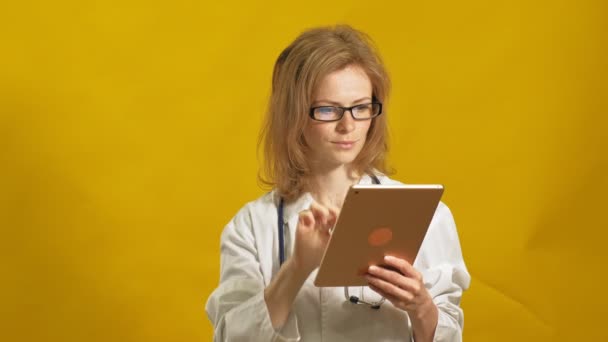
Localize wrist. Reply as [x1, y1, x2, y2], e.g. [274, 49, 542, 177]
[409, 297, 438, 342]
[264, 257, 311, 330]
[410, 295, 438, 322]
[285, 257, 313, 283]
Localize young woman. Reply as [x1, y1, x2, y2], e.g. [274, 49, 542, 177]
[206, 25, 470, 342]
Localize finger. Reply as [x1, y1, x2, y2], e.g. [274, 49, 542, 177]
[367, 282, 401, 306]
[326, 205, 340, 229]
[383, 255, 422, 281]
[298, 210, 315, 228]
[365, 275, 414, 304]
[367, 282, 418, 312]
[367, 265, 421, 294]
[309, 202, 330, 228]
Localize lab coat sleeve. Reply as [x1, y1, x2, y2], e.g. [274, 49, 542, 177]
[416, 203, 471, 342]
[205, 204, 300, 342]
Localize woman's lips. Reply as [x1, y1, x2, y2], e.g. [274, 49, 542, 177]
[331, 140, 357, 149]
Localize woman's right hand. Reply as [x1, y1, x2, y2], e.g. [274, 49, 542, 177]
[291, 201, 339, 275]
[265, 200, 338, 329]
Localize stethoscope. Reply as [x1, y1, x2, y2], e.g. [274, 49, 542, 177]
[277, 175, 386, 309]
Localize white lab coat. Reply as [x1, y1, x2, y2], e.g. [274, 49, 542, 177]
[206, 174, 470, 341]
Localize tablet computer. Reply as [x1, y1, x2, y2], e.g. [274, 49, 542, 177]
[314, 184, 444, 287]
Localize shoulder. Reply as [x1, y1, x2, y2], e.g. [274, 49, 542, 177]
[245, 191, 277, 213]
[232, 190, 279, 221]
[221, 192, 277, 239]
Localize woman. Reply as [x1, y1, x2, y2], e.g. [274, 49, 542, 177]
[206, 25, 470, 341]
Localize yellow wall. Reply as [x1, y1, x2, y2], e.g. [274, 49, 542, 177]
[1, 0, 606, 340]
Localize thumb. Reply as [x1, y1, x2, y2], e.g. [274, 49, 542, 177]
[298, 210, 315, 228]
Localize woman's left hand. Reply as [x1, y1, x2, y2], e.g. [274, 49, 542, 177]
[366, 255, 439, 342]
[365, 255, 435, 317]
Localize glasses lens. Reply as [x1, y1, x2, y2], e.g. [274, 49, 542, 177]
[352, 103, 378, 119]
[313, 106, 341, 121]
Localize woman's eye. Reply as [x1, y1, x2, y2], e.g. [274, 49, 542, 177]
[317, 107, 336, 114]
[354, 104, 371, 111]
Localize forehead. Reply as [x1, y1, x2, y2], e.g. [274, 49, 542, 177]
[313, 65, 372, 102]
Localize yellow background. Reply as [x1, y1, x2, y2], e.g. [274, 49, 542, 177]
[1, 0, 606, 340]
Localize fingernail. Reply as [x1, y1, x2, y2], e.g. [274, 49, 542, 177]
[369, 265, 378, 272]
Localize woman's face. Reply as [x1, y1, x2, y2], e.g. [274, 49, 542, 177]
[303, 65, 373, 171]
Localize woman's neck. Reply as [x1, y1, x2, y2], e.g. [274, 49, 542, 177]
[307, 165, 361, 209]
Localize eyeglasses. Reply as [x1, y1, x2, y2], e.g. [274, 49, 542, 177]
[309, 102, 383, 122]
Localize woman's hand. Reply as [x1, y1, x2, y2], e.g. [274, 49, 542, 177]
[265, 201, 338, 329]
[366, 255, 438, 341]
[291, 201, 339, 275]
[265, 201, 336, 330]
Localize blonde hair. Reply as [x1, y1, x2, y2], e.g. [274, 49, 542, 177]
[258, 25, 393, 202]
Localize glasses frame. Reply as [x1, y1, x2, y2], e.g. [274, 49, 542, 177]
[309, 102, 383, 122]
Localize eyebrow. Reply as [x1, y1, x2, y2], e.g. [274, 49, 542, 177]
[312, 97, 372, 106]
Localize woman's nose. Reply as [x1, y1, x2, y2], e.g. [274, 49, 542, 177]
[336, 109, 356, 132]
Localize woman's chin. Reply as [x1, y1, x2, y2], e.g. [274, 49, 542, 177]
[325, 155, 359, 169]
[311, 149, 362, 171]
